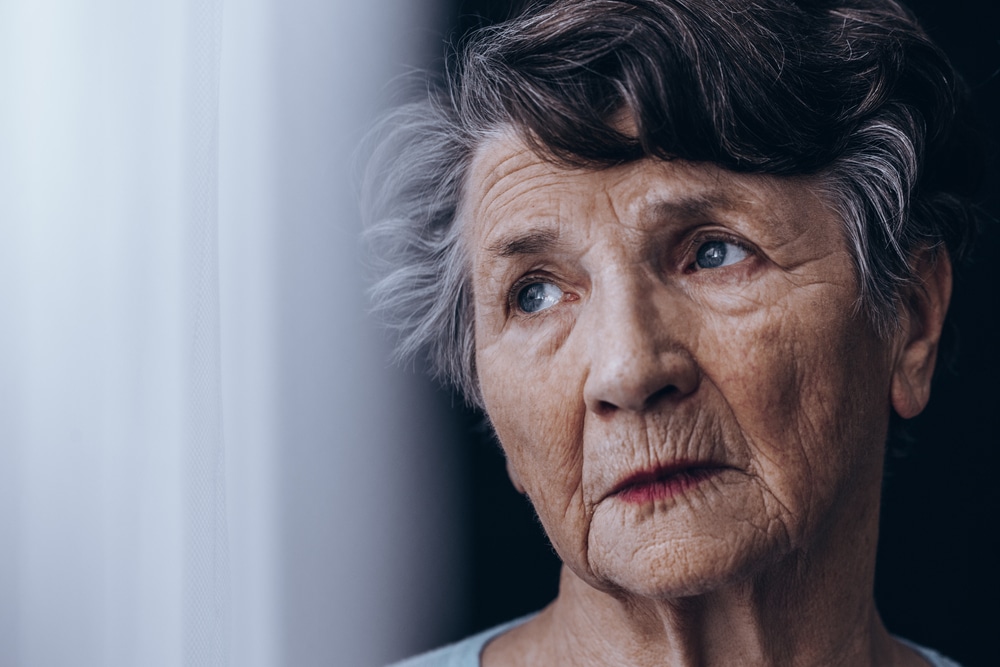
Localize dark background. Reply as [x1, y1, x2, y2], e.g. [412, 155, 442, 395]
[428, 1, 999, 665]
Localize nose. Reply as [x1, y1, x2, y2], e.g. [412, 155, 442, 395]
[582, 277, 699, 416]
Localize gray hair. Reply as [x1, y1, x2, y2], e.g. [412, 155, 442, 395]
[360, 0, 983, 408]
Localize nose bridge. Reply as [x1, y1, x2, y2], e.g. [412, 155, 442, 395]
[583, 266, 697, 414]
[594, 266, 658, 360]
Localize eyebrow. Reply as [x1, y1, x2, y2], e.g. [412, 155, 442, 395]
[484, 229, 561, 258]
[648, 193, 735, 220]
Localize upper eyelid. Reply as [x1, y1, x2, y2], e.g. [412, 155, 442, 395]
[508, 267, 559, 290]
[683, 231, 755, 259]
[686, 228, 753, 249]
[671, 233, 757, 276]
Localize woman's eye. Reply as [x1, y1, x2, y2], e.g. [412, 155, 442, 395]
[516, 282, 564, 314]
[694, 240, 748, 269]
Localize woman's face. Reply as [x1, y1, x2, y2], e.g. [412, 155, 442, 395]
[466, 133, 902, 598]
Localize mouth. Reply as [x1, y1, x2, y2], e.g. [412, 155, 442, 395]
[610, 462, 727, 504]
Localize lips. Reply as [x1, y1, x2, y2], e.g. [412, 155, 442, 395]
[610, 462, 727, 504]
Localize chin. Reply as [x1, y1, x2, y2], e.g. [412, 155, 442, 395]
[584, 475, 789, 600]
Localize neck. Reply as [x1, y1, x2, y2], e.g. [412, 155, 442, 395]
[545, 556, 889, 667]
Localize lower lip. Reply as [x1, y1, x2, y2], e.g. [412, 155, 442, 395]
[614, 467, 722, 504]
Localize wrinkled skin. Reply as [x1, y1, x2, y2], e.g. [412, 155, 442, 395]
[466, 133, 950, 666]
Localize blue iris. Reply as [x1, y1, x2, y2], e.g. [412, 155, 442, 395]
[517, 282, 563, 313]
[696, 240, 746, 269]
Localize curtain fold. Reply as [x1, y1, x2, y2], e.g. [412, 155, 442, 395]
[0, 2, 228, 665]
[0, 1, 460, 665]
[183, 1, 229, 665]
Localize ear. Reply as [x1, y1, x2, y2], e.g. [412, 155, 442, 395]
[505, 456, 526, 494]
[890, 250, 953, 419]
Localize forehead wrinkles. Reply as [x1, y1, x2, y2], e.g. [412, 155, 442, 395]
[465, 143, 650, 259]
[464, 141, 571, 245]
[462, 137, 839, 270]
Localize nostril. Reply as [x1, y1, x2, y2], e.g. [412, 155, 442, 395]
[644, 384, 680, 409]
[584, 347, 700, 416]
[594, 384, 680, 416]
[595, 399, 617, 415]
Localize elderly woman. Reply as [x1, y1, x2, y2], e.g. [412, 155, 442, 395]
[362, 0, 983, 665]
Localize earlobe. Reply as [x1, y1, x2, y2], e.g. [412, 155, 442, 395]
[890, 250, 953, 419]
[506, 457, 526, 494]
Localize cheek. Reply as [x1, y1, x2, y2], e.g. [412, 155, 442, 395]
[704, 299, 891, 537]
[477, 335, 591, 557]
[708, 313, 808, 434]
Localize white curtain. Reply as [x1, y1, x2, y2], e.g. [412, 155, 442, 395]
[0, 1, 462, 665]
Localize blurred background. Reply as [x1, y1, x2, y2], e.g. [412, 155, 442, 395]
[0, 1, 995, 666]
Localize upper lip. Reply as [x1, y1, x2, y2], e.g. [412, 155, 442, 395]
[607, 460, 729, 498]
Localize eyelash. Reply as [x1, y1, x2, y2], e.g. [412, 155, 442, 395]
[507, 272, 558, 315]
[682, 232, 756, 272]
